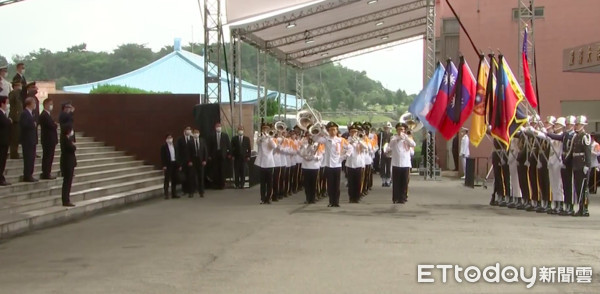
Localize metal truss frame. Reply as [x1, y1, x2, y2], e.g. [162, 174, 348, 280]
[425, 0, 436, 180]
[257, 50, 268, 120]
[230, 36, 243, 128]
[203, 0, 223, 104]
[287, 17, 427, 60]
[265, 0, 427, 49]
[0, 0, 24, 7]
[517, 0, 535, 92]
[296, 70, 304, 110]
[233, 0, 362, 34]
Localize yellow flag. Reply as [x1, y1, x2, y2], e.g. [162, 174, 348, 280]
[469, 57, 490, 147]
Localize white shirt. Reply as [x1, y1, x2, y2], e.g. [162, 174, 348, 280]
[389, 134, 416, 167]
[0, 77, 11, 96]
[167, 143, 176, 162]
[345, 139, 366, 169]
[316, 135, 350, 168]
[255, 137, 277, 168]
[591, 141, 600, 168]
[460, 134, 470, 157]
[299, 139, 322, 169]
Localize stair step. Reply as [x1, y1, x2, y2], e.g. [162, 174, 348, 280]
[0, 184, 163, 240]
[4, 161, 144, 181]
[3, 156, 136, 176]
[33, 146, 115, 155]
[0, 177, 163, 215]
[4, 151, 127, 168]
[0, 168, 160, 196]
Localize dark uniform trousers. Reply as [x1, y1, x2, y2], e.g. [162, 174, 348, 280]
[272, 166, 282, 200]
[538, 161, 551, 202]
[392, 166, 410, 203]
[562, 164, 574, 204]
[346, 167, 362, 202]
[164, 162, 178, 197]
[493, 163, 505, 197]
[528, 155, 540, 202]
[260, 167, 274, 203]
[325, 167, 341, 205]
[303, 169, 318, 203]
[573, 170, 589, 206]
[380, 157, 392, 179]
[318, 167, 327, 196]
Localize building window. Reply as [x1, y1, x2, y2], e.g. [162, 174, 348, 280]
[443, 18, 459, 35]
[512, 7, 544, 20]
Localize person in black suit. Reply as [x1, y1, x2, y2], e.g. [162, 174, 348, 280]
[59, 101, 76, 142]
[161, 134, 180, 199]
[190, 129, 208, 197]
[39, 98, 58, 180]
[20, 97, 38, 182]
[12, 63, 26, 99]
[176, 126, 193, 196]
[25, 82, 40, 123]
[230, 125, 251, 189]
[208, 122, 230, 189]
[0, 96, 11, 186]
[60, 126, 76, 207]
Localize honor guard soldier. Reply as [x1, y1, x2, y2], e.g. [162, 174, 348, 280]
[515, 120, 533, 210]
[540, 117, 566, 214]
[572, 116, 592, 217]
[491, 137, 510, 207]
[547, 115, 577, 216]
[533, 116, 553, 213]
[506, 134, 523, 208]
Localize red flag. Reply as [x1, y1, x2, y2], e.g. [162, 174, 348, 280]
[426, 60, 458, 132]
[439, 57, 477, 140]
[522, 27, 537, 108]
[491, 56, 527, 147]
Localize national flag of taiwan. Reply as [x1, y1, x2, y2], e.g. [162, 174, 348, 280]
[426, 60, 458, 133]
[490, 55, 527, 147]
[439, 56, 476, 140]
[469, 55, 490, 147]
[522, 27, 538, 109]
[409, 62, 445, 133]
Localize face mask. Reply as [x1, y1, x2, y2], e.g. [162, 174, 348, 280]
[5, 104, 9, 113]
[69, 130, 74, 137]
[238, 131, 244, 136]
[166, 139, 173, 144]
[216, 127, 222, 132]
[28, 89, 37, 96]
[21, 69, 25, 74]
[193, 133, 199, 138]
[185, 130, 192, 136]
[48, 105, 54, 112]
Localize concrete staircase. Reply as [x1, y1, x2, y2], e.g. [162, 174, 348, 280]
[0, 132, 164, 239]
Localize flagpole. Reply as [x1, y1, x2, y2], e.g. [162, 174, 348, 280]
[444, 0, 479, 55]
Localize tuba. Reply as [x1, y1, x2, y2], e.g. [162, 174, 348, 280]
[309, 122, 324, 136]
[274, 121, 287, 133]
[296, 100, 323, 132]
[399, 112, 423, 133]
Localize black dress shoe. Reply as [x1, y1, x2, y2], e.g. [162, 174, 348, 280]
[172, 195, 180, 199]
[62, 203, 76, 207]
[40, 175, 57, 180]
[23, 177, 39, 182]
[200, 193, 204, 198]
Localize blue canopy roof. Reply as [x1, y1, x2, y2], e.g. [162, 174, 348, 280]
[63, 41, 299, 109]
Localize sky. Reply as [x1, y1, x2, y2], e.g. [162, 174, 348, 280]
[0, 0, 423, 94]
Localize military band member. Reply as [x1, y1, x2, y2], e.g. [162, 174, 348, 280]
[255, 123, 277, 204]
[315, 122, 351, 207]
[299, 129, 322, 204]
[273, 130, 286, 201]
[571, 116, 592, 217]
[346, 124, 366, 203]
[367, 124, 378, 192]
[361, 122, 373, 196]
[388, 123, 416, 204]
[379, 122, 393, 187]
[547, 115, 576, 216]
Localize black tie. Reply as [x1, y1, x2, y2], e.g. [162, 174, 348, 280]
[195, 139, 199, 155]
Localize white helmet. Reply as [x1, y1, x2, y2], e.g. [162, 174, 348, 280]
[546, 116, 556, 125]
[576, 115, 588, 125]
[385, 121, 392, 129]
[555, 117, 566, 127]
[566, 115, 576, 125]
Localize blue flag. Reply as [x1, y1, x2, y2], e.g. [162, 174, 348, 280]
[409, 62, 445, 132]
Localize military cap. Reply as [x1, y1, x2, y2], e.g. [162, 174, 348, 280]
[0, 65, 7, 71]
[555, 117, 566, 127]
[26, 81, 36, 89]
[348, 124, 357, 131]
[326, 121, 339, 129]
[395, 122, 403, 129]
[575, 115, 588, 125]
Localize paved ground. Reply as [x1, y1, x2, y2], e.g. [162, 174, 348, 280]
[1, 176, 599, 294]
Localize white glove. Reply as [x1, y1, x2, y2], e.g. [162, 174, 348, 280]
[583, 166, 589, 174]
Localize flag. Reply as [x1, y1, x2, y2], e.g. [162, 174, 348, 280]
[426, 60, 458, 132]
[490, 55, 527, 147]
[438, 56, 477, 140]
[522, 27, 538, 108]
[469, 55, 489, 147]
[484, 54, 498, 127]
[409, 62, 445, 132]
